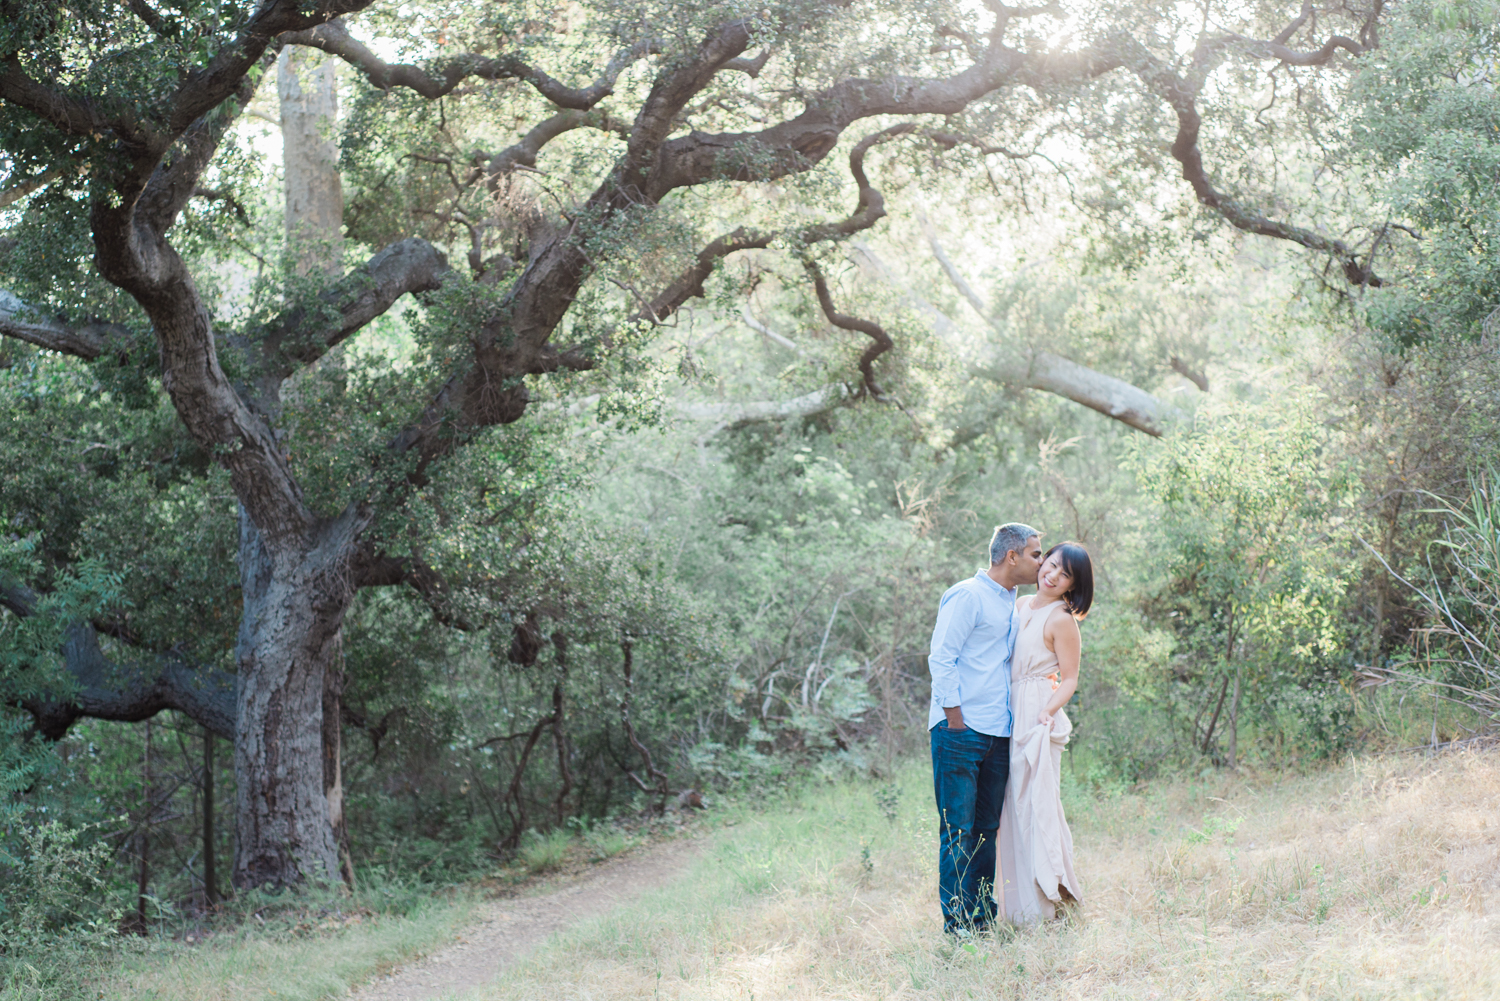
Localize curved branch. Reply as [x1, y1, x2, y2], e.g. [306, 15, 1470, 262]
[256, 237, 450, 374]
[646, 40, 1125, 199]
[617, 19, 754, 196]
[1129, 33, 1384, 287]
[21, 626, 236, 741]
[3, 582, 235, 740]
[577, 122, 914, 373]
[353, 550, 482, 632]
[283, 18, 652, 109]
[169, 2, 379, 138]
[1271, 1, 1314, 46]
[675, 384, 854, 428]
[805, 261, 892, 398]
[1219, 0, 1381, 68]
[0, 170, 61, 208]
[125, 0, 178, 38]
[485, 109, 626, 189]
[722, 50, 772, 78]
[140, 59, 270, 233]
[639, 228, 774, 325]
[0, 54, 150, 148]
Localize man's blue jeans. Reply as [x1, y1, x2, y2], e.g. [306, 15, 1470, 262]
[931, 720, 1009, 933]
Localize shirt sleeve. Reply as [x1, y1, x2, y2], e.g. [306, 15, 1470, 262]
[929, 587, 978, 708]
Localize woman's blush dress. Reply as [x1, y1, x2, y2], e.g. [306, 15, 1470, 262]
[998, 597, 1082, 922]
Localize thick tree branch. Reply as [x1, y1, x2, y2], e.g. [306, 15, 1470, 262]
[646, 39, 1124, 199]
[3, 581, 235, 739]
[140, 61, 270, 233]
[21, 626, 237, 741]
[1221, 0, 1382, 67]
[0, 290, 135, 359]
[721, 50, 772, 78]
[675, 384, 854, 429]
[536, 386, 852, 431]
[0, 55, 153, 149]
[125, 0, 178, 38]
[169, 2, 378, 138]
[0, 2, 372, 158]
[857, 241, 1174, 436]
[639, 228, 774, 325]
[485, 109, 626, 188]
[0, 170, 61, 208]
[353, 550, 482, 632]
[256, 237, 450, 375]
[618, 19, 754, 197]
[922, 214, 990, 318]
[1170, 355, 1209, 392]
[625, 122, 913, 346]
[283, 18, 652, 109]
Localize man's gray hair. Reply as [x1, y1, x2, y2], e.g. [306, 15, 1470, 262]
[989, 522, 1039, 565]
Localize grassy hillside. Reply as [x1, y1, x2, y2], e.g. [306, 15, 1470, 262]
[65, 747, 1500, 1001]
[487, 749, 1500, 1001]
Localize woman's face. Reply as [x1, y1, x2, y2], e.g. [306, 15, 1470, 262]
[1037, 551, 1073, 602]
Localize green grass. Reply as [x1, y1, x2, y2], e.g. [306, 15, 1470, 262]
[17, 741, 1500, 1001]
[517, 828, 574, 874]
[473, 750, 1500, 1000]
[583, 826, 629, 862]
[92, 887, 479, 1001]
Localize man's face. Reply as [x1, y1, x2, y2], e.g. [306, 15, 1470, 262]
[992, 535, 1043, 588]
[1015, 536, 1043, 585]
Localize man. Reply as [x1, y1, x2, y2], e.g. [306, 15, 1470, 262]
[928, 522, 1043, 935]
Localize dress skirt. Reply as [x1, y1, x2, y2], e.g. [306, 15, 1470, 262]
[998, 676, 1082, 922]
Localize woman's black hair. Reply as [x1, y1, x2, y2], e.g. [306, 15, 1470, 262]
[1044, 542, 1094, 619]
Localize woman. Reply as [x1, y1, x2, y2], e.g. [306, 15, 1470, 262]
[998, 541, 1093, 923]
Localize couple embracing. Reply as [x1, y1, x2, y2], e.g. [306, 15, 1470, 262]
[928, 522, 1093, 933]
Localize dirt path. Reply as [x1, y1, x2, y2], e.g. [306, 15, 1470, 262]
[352, 838, 700, 1001]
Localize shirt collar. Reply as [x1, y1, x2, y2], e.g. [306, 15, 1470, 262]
[973, 568, 1016, 599]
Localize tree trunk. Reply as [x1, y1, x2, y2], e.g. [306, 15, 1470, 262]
[278, 47, 343, 278]
[1200, 673, 1230, 757]
[1227, 662, 1243, 770]
[229, 51, 357, 893]
[232, 508, 363, 890]
[135, 717, 152, 933]
[203, 726, 217, 906]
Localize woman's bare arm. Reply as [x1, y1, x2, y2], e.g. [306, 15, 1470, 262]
[1039, 609, 1081, 726]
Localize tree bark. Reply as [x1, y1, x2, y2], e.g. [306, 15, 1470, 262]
[551, 632, 574, 825]
[279, 47, 344, 278]
[203, 726, 218, 906]
[231, 508, 364, 890]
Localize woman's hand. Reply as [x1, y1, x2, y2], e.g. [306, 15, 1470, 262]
[1038, 710, 1054, 728]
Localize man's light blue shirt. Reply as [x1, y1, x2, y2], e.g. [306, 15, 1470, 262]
[927, 570, 1018, 737]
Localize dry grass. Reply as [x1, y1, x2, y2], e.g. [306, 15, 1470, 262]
[481, 748, 1500, 1000]
[89, 894, 482, 1001]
